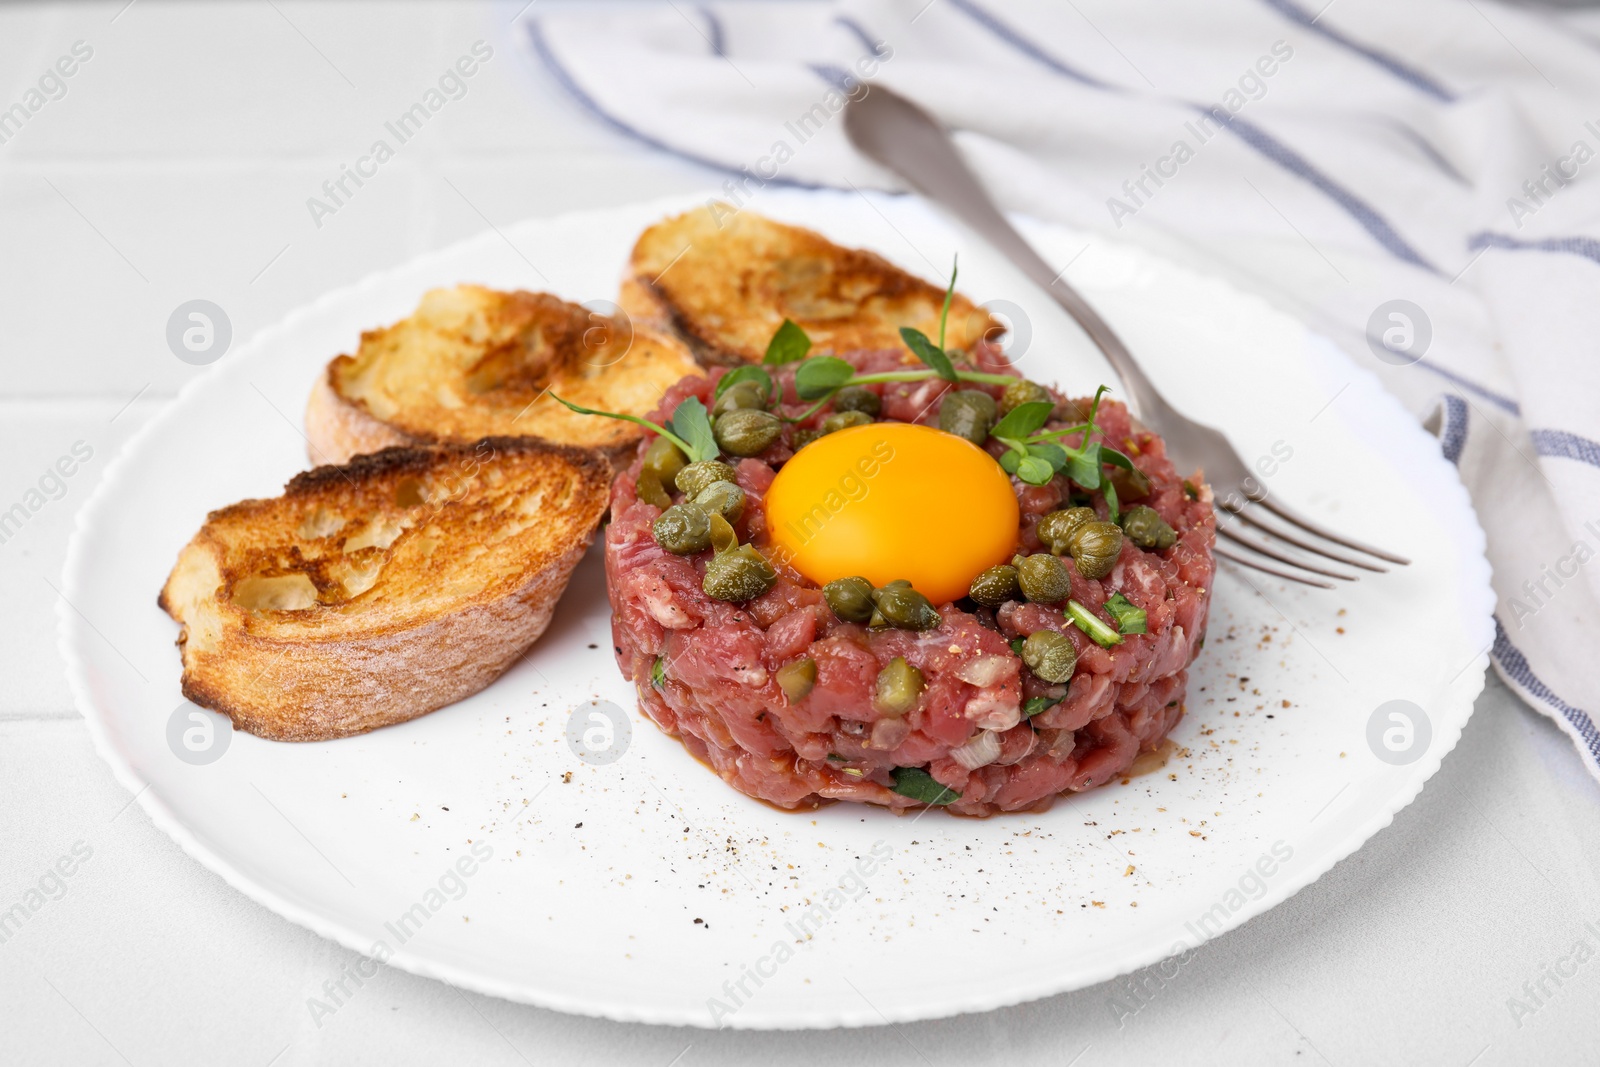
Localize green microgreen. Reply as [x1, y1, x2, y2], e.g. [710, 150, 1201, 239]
[991, 400, 1058, 484]
[890, 766, 961, 805]
[1014, 454, 1054, 484]
[895, 258, 964, 382]
[938, 257, 957, 351]
[899, 326, 958, 382]
[1066, 599, 1123, 648]
[715, 364, 774, 405]
[763, 319, 812, 365]
[650, 657, 667, 689]
[551, 394, 718, 463]
[1103, 593, 1148, 635]
[1101, 445, 1137, 472]
[667, 397, 718, 463]
[995, 384, 1133, 499]
[991, 400, 1055, 442]
[794, 356, 857, 399]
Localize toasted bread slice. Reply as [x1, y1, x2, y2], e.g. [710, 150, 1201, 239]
[621, 204, 1000, 364]
[159, 438, 611, 741]
[306, 285, 702, 466]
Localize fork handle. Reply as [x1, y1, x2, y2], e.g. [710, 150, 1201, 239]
[846, 91, 1168, 419]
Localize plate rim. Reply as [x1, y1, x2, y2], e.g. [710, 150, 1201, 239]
[58, 187, 1495, 1029]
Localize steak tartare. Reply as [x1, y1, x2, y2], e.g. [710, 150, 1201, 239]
[602, 344, 1215, 816]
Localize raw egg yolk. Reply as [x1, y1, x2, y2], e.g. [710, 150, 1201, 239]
[764, 423, 1020, 605]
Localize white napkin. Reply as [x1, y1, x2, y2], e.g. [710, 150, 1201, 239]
[516, 0, 1600, 780]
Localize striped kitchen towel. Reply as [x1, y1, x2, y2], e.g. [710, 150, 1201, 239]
[515, 0, 1600, 780]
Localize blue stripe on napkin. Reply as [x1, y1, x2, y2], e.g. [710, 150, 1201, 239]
[1259, 0, 1457, 102]
[1495, 619, 1600, 770]
[950, 0, 1437, 272]
[1530, 428, 1600, 470]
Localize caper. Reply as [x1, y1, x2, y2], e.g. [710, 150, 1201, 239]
[792, 428, 821, 451]
[872, 582, 941, 630]
[714, 409, 782, 457]
[776, 658, 817, 703]
[823, 576, 876, 623]
[1108, 463, 1151, 502]
[938, 389, 997, 446]
[1067, 520, 1124, 579]
[642, 436, 687, 486]
[1120, 504, 1177, 551]
[652, 503, 711, 554]
[693, 480, 746, 524]
[1021, 630, 1078, 684]
[820, 410, 873, 435]
[636, 467, 672, 510]
[832, 385, 881, 417]
[675, 459, 737, 498]
[873, 656, 924, 717]
[1036, 507, 1096, 555]
[999, 379, 1051, 416]
[1014, 552, 1072, 603]
[711, 379, 768, 417]
[702, 544, 776, 601]
[968, 565, 1020, 607]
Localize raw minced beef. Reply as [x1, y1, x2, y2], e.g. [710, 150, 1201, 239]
[604, 345, 1215, 816]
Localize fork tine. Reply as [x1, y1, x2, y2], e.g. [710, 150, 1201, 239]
[1222, 503, 1388, 573]
[1214, 545, 1335, 589]
[1218, 528, 1360, 581]
[1254, 495, 1411, 565]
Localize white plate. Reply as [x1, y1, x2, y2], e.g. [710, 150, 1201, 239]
[60, 189, 1492, 1029]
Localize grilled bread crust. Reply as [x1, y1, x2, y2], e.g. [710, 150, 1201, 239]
[306, 285, 702, 466]
[158, 438, 611, 741]
[621, 204, 1000, 364]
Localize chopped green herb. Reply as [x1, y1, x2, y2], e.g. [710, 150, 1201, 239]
[826, 753, 846, 763]
[890, 766, 961, 805]
[715, 364, 774, 404]
[763, 319, 812, 365]
[1024, 693, 1064, 717]
[551, 394, 717, 463]
[1066, 599, 1123, 648]
[1182, 479, 1199, 500]
[1104, 592, 1148, 635]
[650, 657, 667, 689]
[1009, 637, 1026, 657]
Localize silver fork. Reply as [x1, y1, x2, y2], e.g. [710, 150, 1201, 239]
[843, 86, 1408, 588]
